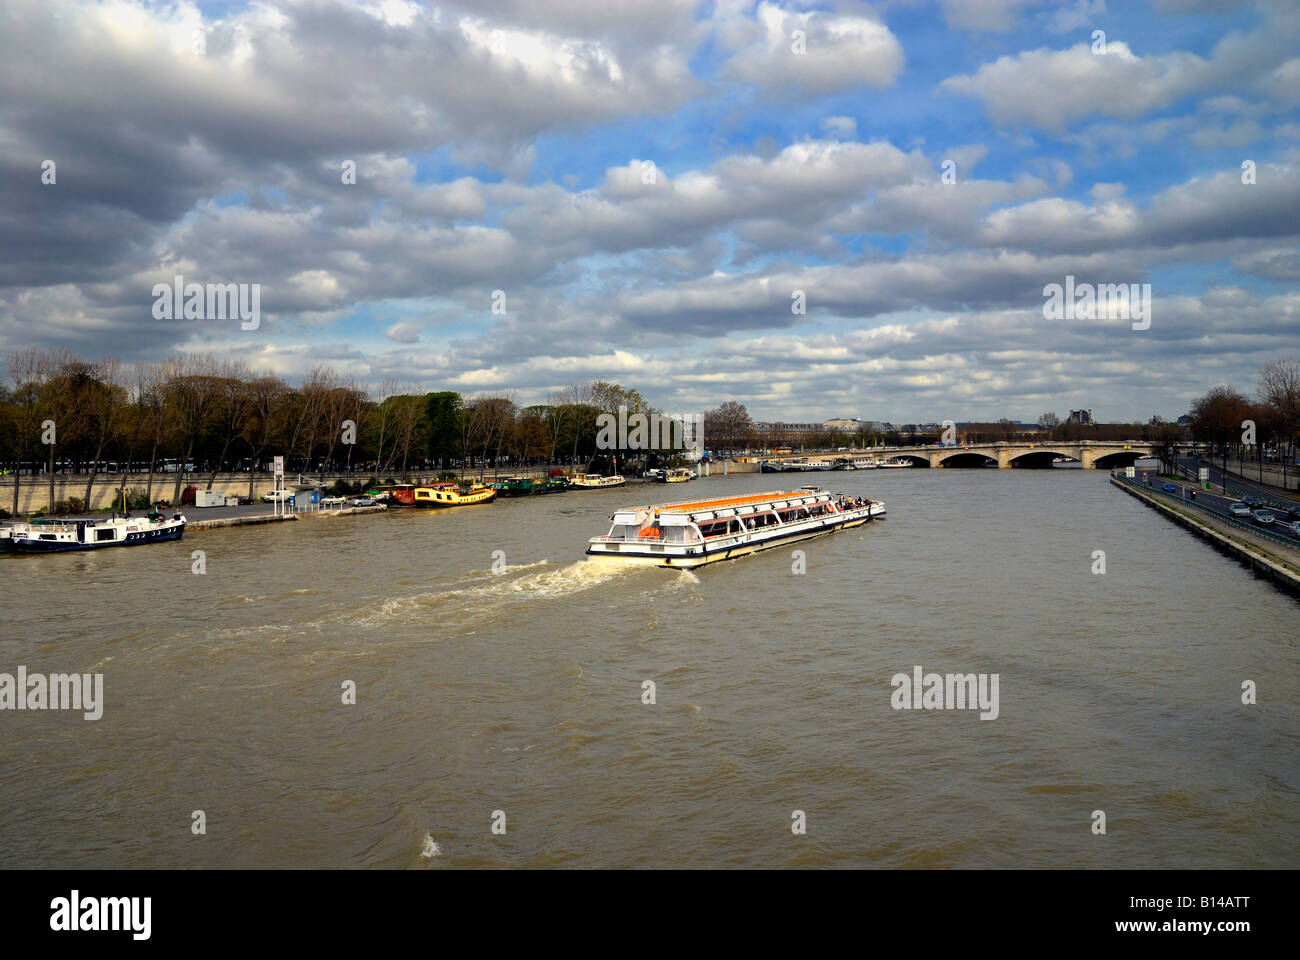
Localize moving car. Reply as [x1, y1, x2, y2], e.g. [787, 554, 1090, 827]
[1241, 495, 1264, 508]
[1251, 509, 1277, 526]
[1228, 503, 1251, 518]
[1161, 482, 1177, 493]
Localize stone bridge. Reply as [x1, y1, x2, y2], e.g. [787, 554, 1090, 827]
[850, 440, 1157, 469]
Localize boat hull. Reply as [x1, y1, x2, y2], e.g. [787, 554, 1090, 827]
[416, 490, 497, 507]
[9, 521, 185, 552]
[494, 480, 569, 496]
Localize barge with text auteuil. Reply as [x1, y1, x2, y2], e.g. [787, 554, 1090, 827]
[587, 488, 884, 568]
[4, 511, 187, 553]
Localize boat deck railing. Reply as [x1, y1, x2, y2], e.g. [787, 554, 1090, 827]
[593, 501, 876, 545]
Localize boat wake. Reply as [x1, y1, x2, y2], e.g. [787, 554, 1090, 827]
[353, 557, 645, 628]
[199, 558, 652, 645]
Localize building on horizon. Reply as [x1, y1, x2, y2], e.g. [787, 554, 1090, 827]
[823, 417, 865, 432]
[1067, 409, 1094, 425]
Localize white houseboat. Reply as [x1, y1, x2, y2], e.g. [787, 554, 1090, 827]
[6, 512, 187, 553]
[587, 489, 885, 568]
[570, 474, 627, 489]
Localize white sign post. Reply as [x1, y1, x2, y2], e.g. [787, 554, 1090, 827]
[273, 456, 285, 516]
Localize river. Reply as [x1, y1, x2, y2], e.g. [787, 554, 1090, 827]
[2, 468, 1296, 868]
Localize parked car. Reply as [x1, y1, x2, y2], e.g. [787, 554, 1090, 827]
[1251, 509, 1277, 526]
[1228, 502, 1252, 518]
[261, 489, 293, 503]
[1240, 495, 1264, 508]
[347, 496, 377, 506]
[1161, 482, 1177, 493]
[319, 496, 347, 507]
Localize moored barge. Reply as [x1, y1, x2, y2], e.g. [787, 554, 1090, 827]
[6, 511, 187, 553]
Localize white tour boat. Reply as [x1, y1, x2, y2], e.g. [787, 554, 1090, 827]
[6, 511, 187, 553]
[587, 489, 885, 568]
[570, 474, 627, 489]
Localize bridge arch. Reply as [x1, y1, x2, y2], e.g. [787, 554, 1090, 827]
[1092, 450, 1149, 468]
[935, 451, 998, 468]
[1006, 448, 1076, 469]
[890, 453, 931, 467]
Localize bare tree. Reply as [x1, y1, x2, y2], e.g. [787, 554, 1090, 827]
[371, 379, 399, 473]
[242, 373, 289, 500]
[704, 400, 753, 456]
[136, 363, 170, 503]
[1259, 357, 1300, 453]
[207, 360, 254, 490]
[165, 354, 221, 503]
[391, 385, 424, 475]
[5, 349, 48, 516]
[76, 358, 126, 508]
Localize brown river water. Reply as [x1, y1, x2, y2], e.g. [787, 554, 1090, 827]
[1, 469, 1296, 868]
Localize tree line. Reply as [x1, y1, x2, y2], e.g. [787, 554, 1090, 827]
[0, 350, 755, 515]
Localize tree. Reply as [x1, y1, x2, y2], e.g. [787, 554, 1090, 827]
[392, 389, 425, 473]
[513, 409, 549, 466]
[164, 354, 221, 502]
[5, 350, 49, 515]
[463, 395, 515, 476]
[424, 391, 462, 468]
[1259, 357, 1300, 455]
[74, 358, 126, 508]
[704, 401, 753, 456]
[207, 360, 254, 489]
[370, 379, 399, 472]
[1189, 385, 1252, 476]
[1036, 412, 1060, 438]
[242, 373, 288, 499]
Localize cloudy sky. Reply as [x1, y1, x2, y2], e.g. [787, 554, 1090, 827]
[2, 0, 1298, 422]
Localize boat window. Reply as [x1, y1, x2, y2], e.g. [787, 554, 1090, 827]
[96, 529, 115, 541]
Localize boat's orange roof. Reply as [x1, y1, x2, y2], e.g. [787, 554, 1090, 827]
[656, 491, 813, 514]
